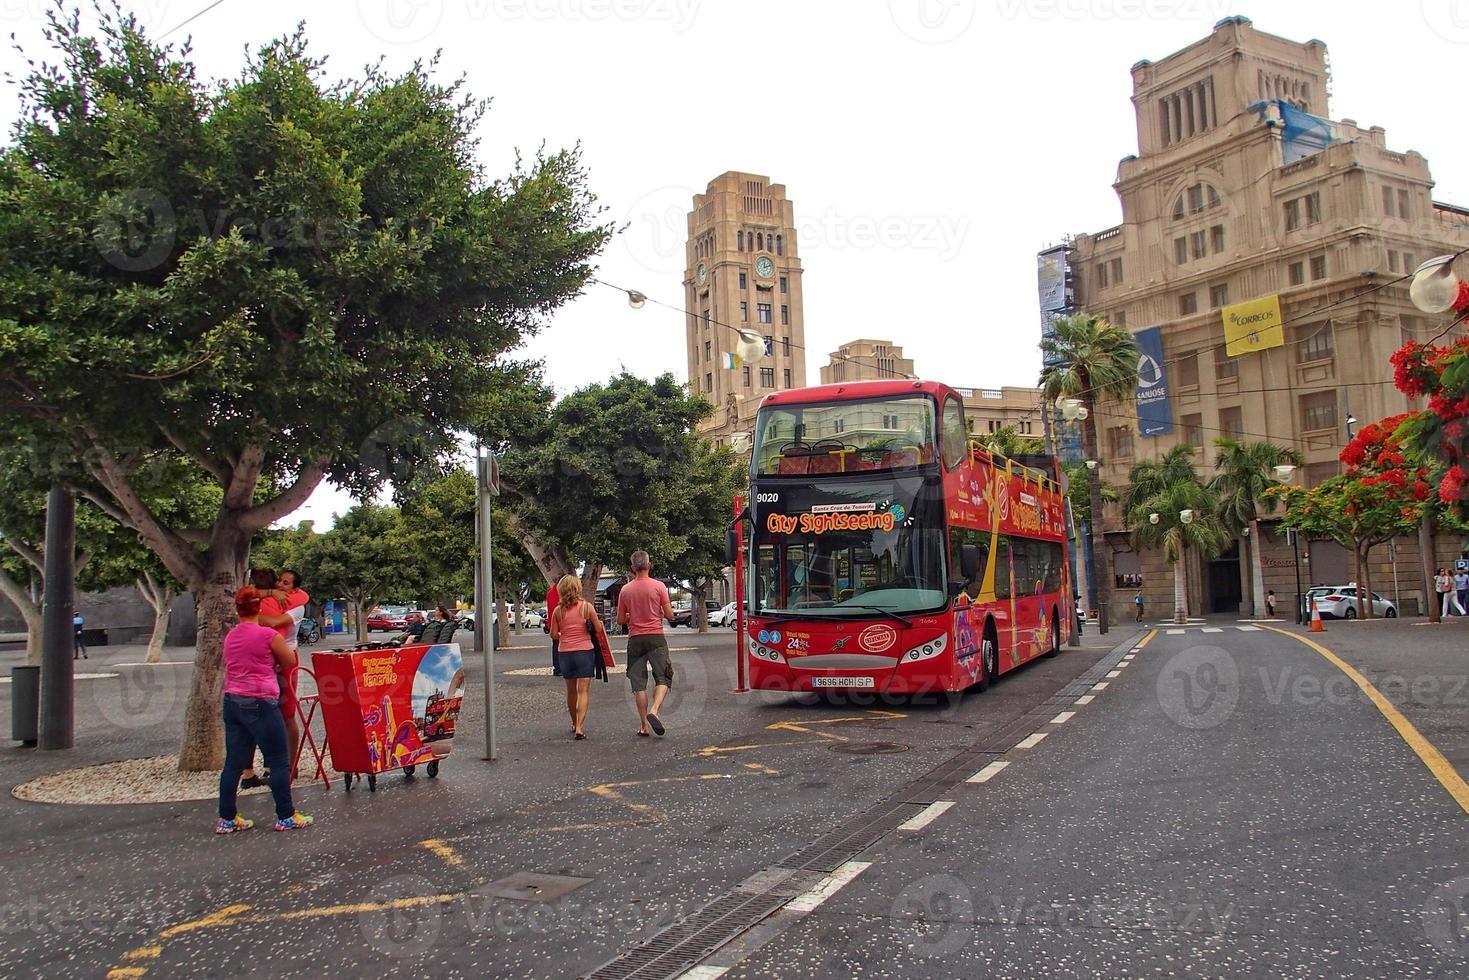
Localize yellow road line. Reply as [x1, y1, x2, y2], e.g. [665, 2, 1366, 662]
[159, 903, 252, 939]
[121, 947, 161, 962]
[1133, 628, 1158, 650]
[1261, 625, 1469, 816]
[420, 838, 465, 868]
[105, 970, 146, 979]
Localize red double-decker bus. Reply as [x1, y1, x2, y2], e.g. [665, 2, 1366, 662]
[743, 379, 1072, 695]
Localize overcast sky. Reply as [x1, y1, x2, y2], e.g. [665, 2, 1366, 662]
[5, 1, 1466, 526]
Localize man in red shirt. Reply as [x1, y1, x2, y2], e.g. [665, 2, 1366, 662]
[547, 580, 561, 676]
[616, 550, 675, 736]
[239, 568, 305, 786]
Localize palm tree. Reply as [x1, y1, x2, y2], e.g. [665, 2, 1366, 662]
[1210, 438, 1304, 618]
[1040, 313, 1139, 633]
[1125, 447, 1229, 623]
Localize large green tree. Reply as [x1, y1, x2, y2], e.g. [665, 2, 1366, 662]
[1210, 438, 1303, 618]
[662, 439, 743, 632]
[1039, 313, 1139, 631]
[0, 11, 609, 768]
[499, 373, 734, 600]
[1124, 445, 1229, 623]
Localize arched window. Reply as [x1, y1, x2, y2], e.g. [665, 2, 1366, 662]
[757, 232, 763, 251]
[1173, 182, 1224, 219]
[776, 235, 783, 256]
[737, 230, 744, 251]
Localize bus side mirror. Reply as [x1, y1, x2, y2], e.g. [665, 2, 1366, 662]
[960, 544, 981, 580]
[725, 527, 739, 565]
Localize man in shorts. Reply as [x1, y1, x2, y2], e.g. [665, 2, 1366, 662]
[616, 550, 675, 737]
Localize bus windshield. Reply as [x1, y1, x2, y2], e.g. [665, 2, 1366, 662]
[753, 395, 937, 476]
[752, 478, 947, 617]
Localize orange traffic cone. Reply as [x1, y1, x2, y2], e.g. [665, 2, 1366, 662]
[1309, 597, 1326, 633]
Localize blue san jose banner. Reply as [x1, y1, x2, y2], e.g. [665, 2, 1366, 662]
[1135, 326, 1172, 438]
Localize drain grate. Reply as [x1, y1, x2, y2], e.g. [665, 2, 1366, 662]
[583, 891, 789, 979]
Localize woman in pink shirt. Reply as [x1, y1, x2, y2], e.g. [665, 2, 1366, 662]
[216, 587, 313, 834]
[549, 575, 609, 740]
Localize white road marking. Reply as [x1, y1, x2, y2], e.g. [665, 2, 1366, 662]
[898, 800, 956, 831]
[679, 967, 729, 980]
[1105, 670, 1122, 678]
[1016, 732, 1048, 749]
[1050, 711, 1076, 725]
[967, 760, 1010, 783]
[1091, 682, 1109, 691]
[1167, 629, 1185, 635]
[1202, 627, 1223, 633]
[1237, 625, 1262, 632]
[0, 672, 117, 683]
[786, 861, 872, 913]
[111, 661, 194, 667]
[1074, 694, 1095, 705]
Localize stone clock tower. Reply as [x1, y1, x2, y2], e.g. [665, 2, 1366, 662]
[684, 172, 808, 447]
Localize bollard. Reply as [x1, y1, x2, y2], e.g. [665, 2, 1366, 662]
[11, 665, 39, 746]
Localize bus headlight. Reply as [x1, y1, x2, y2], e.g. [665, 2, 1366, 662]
[752, 643, 786, 663]
[900, 633, 948, 664]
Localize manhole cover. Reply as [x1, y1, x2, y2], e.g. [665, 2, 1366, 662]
[476, 872, 593, 903]
[830, 742, 909, 755]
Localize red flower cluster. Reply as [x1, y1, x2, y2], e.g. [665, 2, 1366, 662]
[1391, 342, 1442, 399]
[1443, 464, 1468, 505]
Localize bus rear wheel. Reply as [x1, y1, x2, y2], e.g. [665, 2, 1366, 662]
[1043, 611, 1060, 658]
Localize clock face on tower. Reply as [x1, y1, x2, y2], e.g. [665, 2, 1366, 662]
[697, 263, 708, 285]
[755, 256, 774, 279]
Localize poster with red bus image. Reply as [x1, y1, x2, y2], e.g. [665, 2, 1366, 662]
[313, 643, 466, 778]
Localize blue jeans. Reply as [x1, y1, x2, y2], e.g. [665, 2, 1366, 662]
[219, 693, 294, 821]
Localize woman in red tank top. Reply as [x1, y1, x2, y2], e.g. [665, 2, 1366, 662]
[549, 575, 608, 739]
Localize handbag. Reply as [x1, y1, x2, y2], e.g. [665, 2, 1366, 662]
[582, 603, 613, 682]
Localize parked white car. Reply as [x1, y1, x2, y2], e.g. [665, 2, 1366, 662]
[1305, 585, 1397, 619]
[710, 602, 739, 628]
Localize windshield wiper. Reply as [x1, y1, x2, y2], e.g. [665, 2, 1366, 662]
[782, 604, 913, 627]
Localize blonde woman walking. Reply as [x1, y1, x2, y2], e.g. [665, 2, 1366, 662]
[549, 575, 608, 740]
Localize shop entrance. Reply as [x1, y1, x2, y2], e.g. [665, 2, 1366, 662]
[1207, 542, 1243, 614]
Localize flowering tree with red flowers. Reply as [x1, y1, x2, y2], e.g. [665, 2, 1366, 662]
[1273, 413, 1431, 618]
[1391, 338, 1469, 513]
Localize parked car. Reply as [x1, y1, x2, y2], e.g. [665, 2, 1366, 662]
[672, 601, 722, 628]
[1305, 585, 1397, 619]
[366, 609, 407, 631]
[404, 610, 427, 625]
[710, 601, 739, 628]
[517, 609, 544, 629]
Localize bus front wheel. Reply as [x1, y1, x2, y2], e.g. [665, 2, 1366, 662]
[976, 627, 998, 692]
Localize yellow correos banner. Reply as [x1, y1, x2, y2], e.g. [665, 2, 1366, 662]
[1222, 295, 1284, 356]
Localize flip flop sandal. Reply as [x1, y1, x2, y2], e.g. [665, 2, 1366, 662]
[574, 733, 587, 740]
[646, 714, 665, 736]
[635, 730, 650, 737]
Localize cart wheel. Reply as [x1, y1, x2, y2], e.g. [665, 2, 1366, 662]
[403, 765, 416, 779]
[366, 773, 376, 792]
[427, 760, 439, 778]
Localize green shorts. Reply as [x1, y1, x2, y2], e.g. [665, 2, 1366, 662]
[626, 634, 673, 692]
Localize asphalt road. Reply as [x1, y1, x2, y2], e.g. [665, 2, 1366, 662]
[2, 621, 1467, 978]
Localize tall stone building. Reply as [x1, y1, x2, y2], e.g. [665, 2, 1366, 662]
[820, 339, 1042, 438]
[1056, 16, 1469, 617]
[685, 172, 808, 447]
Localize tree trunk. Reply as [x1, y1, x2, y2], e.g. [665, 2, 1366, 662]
[495, 590, 510, 648]
[354, 596, 373, 641]
[513, 594, 524, 635]
[0, 567, 44, 666]
[1080, 403, 1112, 633]
[1173, 549, 1188, 624]
[1248, 518, 1266, 619]
[1420, 511, 1440, 623]
[1351, 545, 1366, 620]
[580, 564, 603, 601]
[693, 577, 710, 634]
[136, 571, 176, 665]
[1360, 544, 1376, 620]
[176, 551, 247, 773]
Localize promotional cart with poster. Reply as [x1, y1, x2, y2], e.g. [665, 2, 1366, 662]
[310, 642, 465, 792]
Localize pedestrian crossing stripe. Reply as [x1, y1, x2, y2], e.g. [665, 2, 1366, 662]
[1158, 625, 1275, 634]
